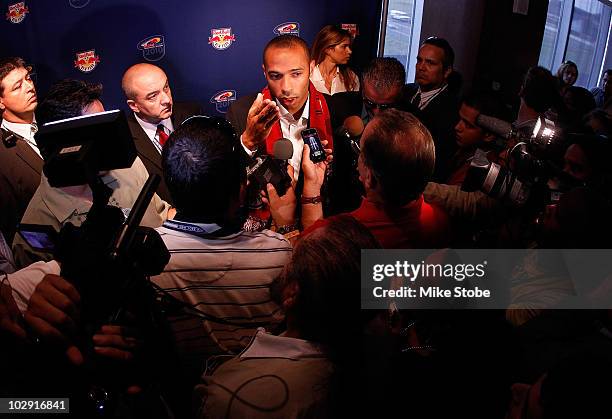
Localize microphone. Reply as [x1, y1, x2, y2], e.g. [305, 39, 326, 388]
[272, 137, 293, 161]
[246, 138, 293, 197]
[476, 114, 530, 141]
[344, 116, 365, 138]
[335, 115, 364, 139]
[335, 116, 364, 160]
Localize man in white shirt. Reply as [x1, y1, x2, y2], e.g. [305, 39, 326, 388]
[226, 35, 334, 180]
[0, 57, 43, 243]
[122, 63, 201, 203]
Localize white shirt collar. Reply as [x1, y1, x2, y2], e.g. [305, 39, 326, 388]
[134, 112, 173, 142]
[414, 84, 448, 109]
[311, 65, 325, 82]
[311, 65, 358, 95]
[311, 65, 338, 83]
[275, 95, 310, 124]
[2, 117, 41, 157]
[240, 329, 326, 360]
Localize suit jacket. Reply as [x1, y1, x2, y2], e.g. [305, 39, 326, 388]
[127, 102, 202, 203]
[0, 135, 43, 244]
[405, 83, 460, 182]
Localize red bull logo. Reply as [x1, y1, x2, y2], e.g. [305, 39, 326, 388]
[74, 50, 100, 73]
[273, 22, 300, 36]
[341, 23, 359, 39]
[6, 2, 29, 24]
[138, 35, 166, 62]
[210, 90, 237, 114]
[208, 28, 236, 51]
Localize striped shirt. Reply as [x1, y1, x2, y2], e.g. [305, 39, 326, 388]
[151, 225, 292, 372]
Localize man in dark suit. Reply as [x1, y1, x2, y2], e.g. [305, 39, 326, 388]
[122, 63, 201, 203]
[0, 57, 42, 243]
[405, 37, 460, 182]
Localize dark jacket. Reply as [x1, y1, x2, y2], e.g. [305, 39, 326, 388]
[405, 83, 460, 182]
[0, 132, 43, 244]
[127, 102, 202, 203]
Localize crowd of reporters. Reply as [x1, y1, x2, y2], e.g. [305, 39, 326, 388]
[1, 27, 612, 418]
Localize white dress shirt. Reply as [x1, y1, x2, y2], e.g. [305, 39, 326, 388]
[134, 113, 174, 154]
[1, 118, 41, 157]
[241, 96, 310, 178]
[310, 65, 360, 95]
[411, 84, 448, 110]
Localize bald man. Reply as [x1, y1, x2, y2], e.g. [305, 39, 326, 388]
[122, 63, 201, 202]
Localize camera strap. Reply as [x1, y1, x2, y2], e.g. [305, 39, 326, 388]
[162, 219, 239, 239]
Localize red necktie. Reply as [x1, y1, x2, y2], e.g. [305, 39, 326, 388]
[156, 124, 169, 146]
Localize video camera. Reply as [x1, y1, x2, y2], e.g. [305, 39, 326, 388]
[27, 110, 171, 414]
[462, 116, 573, 208]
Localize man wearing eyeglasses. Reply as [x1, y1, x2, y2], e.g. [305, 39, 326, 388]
[323, 57, 411, 213]
[406, 36, 460, 182]
[0, 57, 43, 245]
[360, 57, 408, 124]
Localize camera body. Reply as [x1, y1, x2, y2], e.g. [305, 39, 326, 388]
[246, 156, 292, 197]
[462, 117, 566, 208]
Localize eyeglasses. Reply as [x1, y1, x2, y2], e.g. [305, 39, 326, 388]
[362, 96, 395, 111]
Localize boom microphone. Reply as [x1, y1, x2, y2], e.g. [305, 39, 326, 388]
[476, 114, 529, 141]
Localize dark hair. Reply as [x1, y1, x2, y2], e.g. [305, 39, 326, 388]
[563, 86, 597, 120]
[584, 109, 612, 137]
[263, 34, 310, 64]
[567, 134, 612, 178]
[283, 215, 381, 416]
[283, 214, 380, 345]
[362, 57, 406, 92]
[555, 60, 578, 81]
[520, 66, 560, 113]
[311, 25, 358, 91]
[422, 36, 455, 69]
[0, 57, 29, 96]
[35, 79, 102, 124]
[362, 109, 435, 205]
[462, 90, 508, 121]
[162, 116, 242, 223]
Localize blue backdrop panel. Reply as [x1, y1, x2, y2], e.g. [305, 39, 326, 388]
[0, 0, 378, 115]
